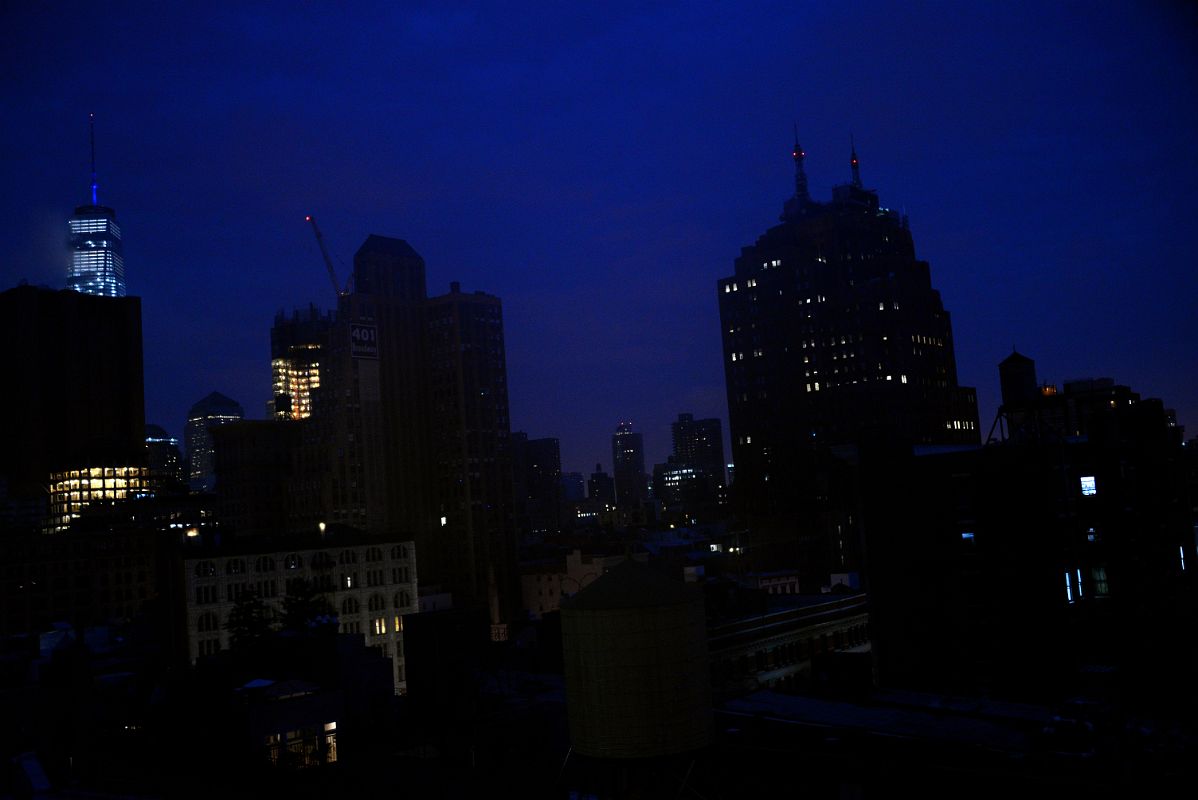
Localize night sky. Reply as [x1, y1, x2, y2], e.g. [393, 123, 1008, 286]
[3, 2, 1196, 475]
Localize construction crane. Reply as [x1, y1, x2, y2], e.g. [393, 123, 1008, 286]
[305, 215, 349, 297]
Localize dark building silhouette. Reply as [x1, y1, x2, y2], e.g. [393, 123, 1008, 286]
[0, 285, 145, 530]
[561, 472, 586, 503]
[718, 137, 978, 523]
[611, 421, 647, 523]
[671, 413, 726, 484]
[185, 392, 243, 493]
[343, 235, 433, 536]
[426, 281, 518, 632]
[865, 355, 1195, 709]
[145, 423, 184, 488]
[512, 434, 562, 539]
[587, 463, 615, 506]
[656, 413, 727, 523]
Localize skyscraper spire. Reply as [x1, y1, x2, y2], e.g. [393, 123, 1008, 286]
[792, 123, 810, 204]
[89, 112, 98, 206]
[850, 134, 862, 189]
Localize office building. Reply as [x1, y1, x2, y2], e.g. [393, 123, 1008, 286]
[271, 304, 334, 421]
[717, 136, 978, 539]
[512, 434, 563, 539]
[146, 424, 184, 488]
[587, 463, 615, 506]
[426, 281, 518, 633]
[671, 413, 726, 484]
[67, 114, 125, 298]
[0, 285, 145, 531]
[185, 392, 244, 493]
[611, 421, 647, 523]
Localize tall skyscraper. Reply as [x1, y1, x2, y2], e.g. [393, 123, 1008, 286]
[0, 285, 146, 531]
[67, 114, 125, 298]
[718, 135, 979, 520]
[611, 421, 647, 522]
[511, 434, 563, 538]
[426, 281, 518, 631]
[271, 304, 334, 420]
[185, 392, 244, 492]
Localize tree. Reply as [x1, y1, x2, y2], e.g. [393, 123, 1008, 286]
[280, 578, 335, 633]
[225, 590, 274, 649]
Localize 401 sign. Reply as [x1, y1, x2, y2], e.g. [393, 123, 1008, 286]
[350, 323, 378, 359]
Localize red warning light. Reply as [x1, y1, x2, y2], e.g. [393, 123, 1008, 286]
[305, 215, 312, 221]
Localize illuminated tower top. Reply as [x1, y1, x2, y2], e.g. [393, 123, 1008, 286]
[67, 113, 126, 298]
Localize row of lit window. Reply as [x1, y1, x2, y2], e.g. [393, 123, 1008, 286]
[69, 219, 119, 234]
[944, 420, 976, 431]
[911, 334, 943, 346]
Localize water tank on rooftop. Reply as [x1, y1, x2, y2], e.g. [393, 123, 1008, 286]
[560, 560, 713, 758]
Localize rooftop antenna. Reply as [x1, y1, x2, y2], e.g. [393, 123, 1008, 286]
[89, 112, 99, 205]
[792, 123, 810, 204]
[850, 133, 862, 189]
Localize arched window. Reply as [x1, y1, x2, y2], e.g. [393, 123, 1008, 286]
[341, 597, 360, 615]
[311, 552, 334, 570]
[194, 561, 216, 577]
[284, 553, 303, 570]
[338, 550, 357, 565]
[390, 545, 408, 560]
[394, 591, 411, 609]
[254, 556, 276, 573]
[197, 611, 220, 633]
[365, 547, 383, 563]
[226, 558, 246, 576]
[368, 594, 386, 612]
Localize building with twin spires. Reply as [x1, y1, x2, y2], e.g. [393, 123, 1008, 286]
[718, 135, 978, 525]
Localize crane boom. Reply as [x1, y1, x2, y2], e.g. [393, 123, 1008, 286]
[305, 215, 344, 297]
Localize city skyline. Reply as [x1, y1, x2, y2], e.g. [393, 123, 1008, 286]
[2, 3, 1196, 474]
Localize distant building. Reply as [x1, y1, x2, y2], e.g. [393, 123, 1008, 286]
[512, 434, 562, 539]
[185, 392, 244, 493]
[656, 414, 727, 524]
[145, 424, 184, 488]
[561, 471, 586, 503]
[611, 421, 647, 523]
[671, 413, 726, 484]
[587, 463, 615, 506]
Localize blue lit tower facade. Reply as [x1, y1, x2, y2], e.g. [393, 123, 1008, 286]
[67, 114, 125, 298]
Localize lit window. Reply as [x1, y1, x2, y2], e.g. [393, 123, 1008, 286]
[1080, 476, 1097, 496]
[961, 532, 974, 541]
[1065, 571, 1073, 603]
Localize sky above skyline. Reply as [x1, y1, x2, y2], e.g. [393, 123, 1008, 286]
[3, 2, 1196, 474]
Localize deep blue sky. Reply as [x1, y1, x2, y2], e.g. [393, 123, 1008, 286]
[3, 2, 1196, 474]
